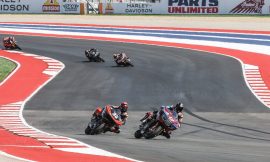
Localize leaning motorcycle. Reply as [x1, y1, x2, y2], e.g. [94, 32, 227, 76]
[3, 40, 22, 50]
[134, 107, 180, 139]
[85, 51, 105, 62]
[115, 57, 134, 67]
[85, 105, 123, 135]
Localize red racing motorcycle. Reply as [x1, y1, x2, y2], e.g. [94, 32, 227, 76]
[3, 37, 22, 50]
[85, 105, 123, 135]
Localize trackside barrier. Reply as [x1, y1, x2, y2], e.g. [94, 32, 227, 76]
[0, 0, 269, 15]
[0, 0, 83, 14]
[100, 0, 270, 15]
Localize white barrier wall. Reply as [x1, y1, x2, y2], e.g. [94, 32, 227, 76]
[1, 0, 269, 14]
[102, 0, 270, 14]
[0, 0, 80, 14]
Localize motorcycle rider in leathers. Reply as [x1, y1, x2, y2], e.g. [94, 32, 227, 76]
[113, 53, 128, 64]
[85, 48, 100, 59]
[140, 102, 184, 139]
[92, 102, 129, 133]
[3, 36, 15, 48]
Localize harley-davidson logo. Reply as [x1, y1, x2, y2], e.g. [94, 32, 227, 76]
[230, 0, 265, 14]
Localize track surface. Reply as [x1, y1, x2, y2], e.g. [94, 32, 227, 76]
[3, 35, 270, 162]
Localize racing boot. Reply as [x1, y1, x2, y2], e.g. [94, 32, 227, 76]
[161, 131, 171, 139]
[111, 126, 120, 134]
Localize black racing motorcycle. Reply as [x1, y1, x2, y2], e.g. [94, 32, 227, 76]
[134, 107, 180, 139]
[85, 49, 105, 62]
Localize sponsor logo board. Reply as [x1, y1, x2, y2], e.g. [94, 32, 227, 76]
[167, 0, 219, 14]
[62, 0, 79, 12]
[230, 0, 265, 14]
[43, 0, 60, 12]
[0, 0, 30, 12]
[125, 3, 153, 14]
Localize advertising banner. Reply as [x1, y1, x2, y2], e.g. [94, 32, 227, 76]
[0, 0, 36, 13]
[102, 0, 270, 15]
[219, 0, 269, 14]
[167, 0, 219, 14]
[103, 3, 162, 14]
[0, 0, 80, 14]
[61, 0, 80, 14]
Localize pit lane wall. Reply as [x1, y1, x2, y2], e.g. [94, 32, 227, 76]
[0, 0, 81, 14]
[102, 0, 270, 15]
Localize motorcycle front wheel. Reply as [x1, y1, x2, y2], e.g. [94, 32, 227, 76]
[15, 45, 22, 50]
[134, 130, 143, 139]
[129, 63, 134, 67]
[99, 58, 105, 62]
[85, 126, 92, 135]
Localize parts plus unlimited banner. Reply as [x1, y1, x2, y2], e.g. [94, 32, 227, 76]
[102, 0, 270, 14]
[0, 0, 80, 14]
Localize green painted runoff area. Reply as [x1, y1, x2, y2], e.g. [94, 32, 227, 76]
[0, 57, 16, 82]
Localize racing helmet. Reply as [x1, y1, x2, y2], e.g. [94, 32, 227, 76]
[113, 54, 118, 59]
[85, 49, 91, 55]
[90, 48, 97, 52]
[94, 107, 103, 115]
[175, 102, 184, 113]
[8, 36, 15, 42]
[120, 102, 128, 112]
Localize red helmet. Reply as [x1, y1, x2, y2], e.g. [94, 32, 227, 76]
[120, 102, 128, 111]
[94, 107, 103, 115]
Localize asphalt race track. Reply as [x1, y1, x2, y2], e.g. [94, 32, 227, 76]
[2, 35, 270, 162]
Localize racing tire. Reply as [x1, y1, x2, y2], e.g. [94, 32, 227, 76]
[134, 130, 143, 139]
[85, 126, 91, 135]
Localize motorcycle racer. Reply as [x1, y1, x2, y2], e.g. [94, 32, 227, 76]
[92, 102, 129, 133]
[85, 48, 100, 58]
[140, 102, 184, 139]
[3, 36, 15, 47]
[3, 36, 22, 50]
[113, 52, 128, 64]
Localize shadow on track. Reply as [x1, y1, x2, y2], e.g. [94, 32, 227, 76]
[183, 109, 270, 141]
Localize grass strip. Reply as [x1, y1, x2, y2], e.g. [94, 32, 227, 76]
[0, 57, 17, 83]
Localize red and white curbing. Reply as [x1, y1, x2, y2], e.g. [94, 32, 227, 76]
[0, 102, 82, 148]
[1, 51, 137, 161]
[244, 64, 270, 107]
[0, 51, 82, 148]
[0, 100, 89, 148]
